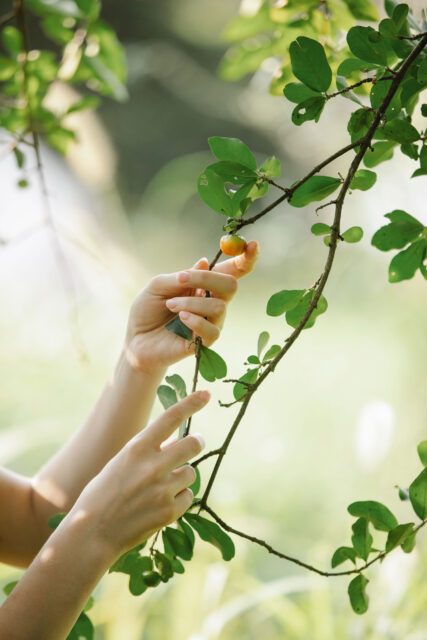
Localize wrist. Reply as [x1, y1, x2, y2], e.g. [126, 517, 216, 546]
[118, 343, 167, 380]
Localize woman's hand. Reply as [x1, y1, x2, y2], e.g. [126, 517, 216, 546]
[124, 240, 259, 375]
[71, 391, 210, 558]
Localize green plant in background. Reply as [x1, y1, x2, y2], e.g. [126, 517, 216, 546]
[1, 0, 427, 636]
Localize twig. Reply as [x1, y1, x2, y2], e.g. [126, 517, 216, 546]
[198, 503, 427, 578]
[197, 34, 427, 512]
[325, 75, 393, 100]
[191, 447, 222, 468]
[399, 31, 427, 40]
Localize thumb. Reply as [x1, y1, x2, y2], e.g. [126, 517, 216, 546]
[192, 257, 209, 271]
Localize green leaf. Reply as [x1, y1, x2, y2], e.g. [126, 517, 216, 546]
[157, 385, 177, 410]
[290, 176, 341, 208]
[184, 513, 235, 561]
[3, 581, 18, 596]
[27, 0, 83, 17]
[350, 170, 377, 191]
[383, 119, 420, 143]
[347, 108, 375, 144]
[165, 374, 187, 400]
[417, 441, 427, 467]
[409, 467, 427, 519]
[363, 141, 396, 168]
[348, 500, 398, 531]
[171, 557, 185, 573]
[207, 161, 257, 183]
[2, 27, 23, 56]
[267, 289, 305, 317]
[292, 96, 325, 126]
[128, 572, 147, 596]
[397, 486, 410, 501]
[285, 290, 328, 330]
[401, 530, 417, 553]
[13, 147, 25, 169]
[208, 136, 256, 170]
[257, 331, 270, 358]
[0, 57, 18, 81]
[289, 37, 332, 93]
[262, 344, 281, 362]
[342, 227, 364, 243]
[66, 95, 100, 114]
[343, 0, 379, 21]
[417, 57, 427, 85]
[177, 518, 196, 549]
[388, 239, 426, 282]
[154, 551, 174, 581]
[233, 367, 258, 401]
[247, 355, 260, 365]
[46, 127, 76, 155]
[162, 527, 193, 561]
[385, 523, 415, 553]
[370, 78, 401, 118]
[311, 223, 332, 236]
[198, 166, 237, 217]
[259, 156, 281, 178]
[108, 549, 147, 575]
[199, 346, 227, 382]
[351, 518, 373, 560]
[331, 546, 357, 568]
[283, 82, 320, 104]
[165, 315, 193, 340]
[190, 465, 201, 496]
[48, 512, 67, 530]
[401, 143, 419, 161]
[67, 612, 94, 639]
[371, 210, 424, 251]
[347, 26, 393, 66]
[348, 574, 370, 615]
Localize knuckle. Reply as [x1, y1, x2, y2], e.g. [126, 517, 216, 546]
[162, 502, 176, 524]
[214, 299, 226, 317]
[185, 435, 203, 458]
[228, 276, 238, 294]
[185, 464, 197, 485]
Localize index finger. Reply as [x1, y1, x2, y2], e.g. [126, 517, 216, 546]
[143, 391, 210, 448]
[212, 240, 259, 279]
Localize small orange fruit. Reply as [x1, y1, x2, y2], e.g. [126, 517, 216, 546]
[220, 234, 247, 256]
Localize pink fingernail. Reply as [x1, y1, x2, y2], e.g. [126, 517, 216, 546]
[178, 271, 190, 283]
[166, 298, 178, 310]
[179, 311, 190, 320]
[193, 432, 206, 449]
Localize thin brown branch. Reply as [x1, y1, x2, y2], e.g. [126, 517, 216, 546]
[325, 75, 393, 100]
[197, 34, 427, 512]
[191, 447, 222, 468]
[199, 503, 427, 578]
[399, 31, 427, 40]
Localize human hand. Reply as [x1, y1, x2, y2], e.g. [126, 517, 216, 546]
[71, 391, 210, 558]
[124, 240, 259, 375]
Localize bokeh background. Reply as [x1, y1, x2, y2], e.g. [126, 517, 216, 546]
[1, 0, 427, 638]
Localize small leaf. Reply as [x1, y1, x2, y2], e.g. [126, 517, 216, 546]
[48, 512, 67, 530]
[162, 527, 193, 561]
[311, 223, 331, 236]
[157, 385, 177, 410]
[259, 157, 281, 178]
[397, 486, 410, 501]
[350, 169, 377, 191]
[383, 119, 420, 144]
[292, 96, 325, 126]
[283, 82, 320, 104]
[409, 467, 427, 519]
[247, 355, 260, 365]
[371, 210, 424, 251]
[347, 26, 393, 66]
[66, 95, 100, 113]
[289, 36, 332, 93]
[348, 500, 398, 532]
[388, 239, 426, 283]
[142, 571, 161, 587]
[290, 176, 341, 208]
[262, 344, 281, 362]
[207, 161, 257, 183]
[165, 315, 193, 340]
[154, 550, 174, 581]
[385, 523, 415, 553]
[208, 136, 256, 170]
[3, 581, 18, 596]
[2, 27, 23, 56]
[177, 518, 195, 548]
[257, 331, 269, 358]
[128, 572, 147, 596]
[285, 290, 328, 330]
[190, 465, 201, 496]
[342, 227, 364, 243]
[401, 530, 416, 553]
[199, 346, 227, 382]
[165, 374, 187, 400]
[331, 546, 357, 568]
[348, 574, 369, 615]
[343, 0, 379, 21]
[351, 517, 373, 560]
[417, 441, 427, 467]
[233, 367, 258, 401]
[363, 141, 396, 168]
[184, 513, 235, 561]
[267, 289, 305, 317]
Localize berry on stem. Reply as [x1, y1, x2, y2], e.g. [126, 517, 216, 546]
[220, 234, 247, 256]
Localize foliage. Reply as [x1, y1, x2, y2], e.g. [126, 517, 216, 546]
[1, 0, 427, 634]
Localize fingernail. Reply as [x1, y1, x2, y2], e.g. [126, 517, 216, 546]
[179, 311, 190, 320]
[166, 298, 178, 310]
[197, 390, 211, 402]
[193, 432, 206, 449]
[178, 271, 190, 283]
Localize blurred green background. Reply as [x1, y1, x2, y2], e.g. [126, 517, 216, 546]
[1, 0, 427, 638]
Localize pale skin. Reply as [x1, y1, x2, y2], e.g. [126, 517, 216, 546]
[0, 241, 259, 639]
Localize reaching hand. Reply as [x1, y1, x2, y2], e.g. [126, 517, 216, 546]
[124, 241, 259, 375]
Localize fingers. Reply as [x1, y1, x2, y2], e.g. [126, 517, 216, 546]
[151, 269, 237, 302]
[169, 463, 196, 495]
[212, 240, 260, 279]
[160, 431, 205, 472]
[165, 297, 226, 326]
[143, 391, 210, 448]
[177, 311, 220, 346]
[173, 488, 194, 515]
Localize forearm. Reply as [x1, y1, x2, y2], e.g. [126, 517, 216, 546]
[0, 507, 114, 640]
[31, 350, 166, 532]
